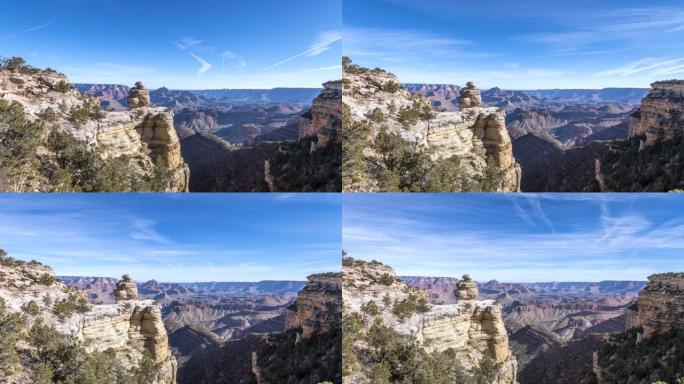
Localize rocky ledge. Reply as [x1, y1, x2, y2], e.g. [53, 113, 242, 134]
[343, 63, 520, 191]
[343, 258, 517, 384]
[0, 260, 177, 383]
[628, 273, 684, 338]
[285, 272, 341, 339]
[628, 80, 684, 145]
[0, 68, 189, 191]
[298, 80, 342, 148]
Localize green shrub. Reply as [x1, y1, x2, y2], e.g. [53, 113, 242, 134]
[52, 294, 89, 319]
[21, 300, 40, 316]
[38, 273, 56, 286]
[52, 80, 71, 93]
[361, 300, 380, 316]
[0, 297, 24, 376]
[392, 293, 430, 320]
[383, 81, 401, 93]
[39, 107, 58, 122]
[377, 273, 394, 286]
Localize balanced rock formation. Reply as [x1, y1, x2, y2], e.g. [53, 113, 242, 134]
[0, 256, 177, 383]
[628, 80, 684, 145]
[0, 67, 189, 191]
[343, 61, 520, 192]
[456, 274, 479, 300]
[458, 81, 482, 108]
[343, 258, 517, 384]
[285, 272, 341, 339]
[114, 274, 138, 301]
[127, 81, 151, 108]
[298, 80, 342, 147]
[628, 273, 684, 338]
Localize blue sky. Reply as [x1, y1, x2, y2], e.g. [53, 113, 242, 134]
[343, 193, 684, 282]
[0, 0, 341, 88]
[0, 194, 341, 282]
[344, 0, 684, 89]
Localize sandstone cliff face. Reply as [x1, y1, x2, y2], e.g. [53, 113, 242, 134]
[343, 260, 517, 384]
[628, 273, 684, 338]
[0, 69, 188, 191]
[628, 80, 684, 145]
[0, 262, 176, 384]
[343, 65, 520, 192]
[285, 273, 342, 339]
[298, 80, 342, 147]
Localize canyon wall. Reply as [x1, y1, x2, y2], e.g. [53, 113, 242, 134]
[628, 273, 684, 338]
[298, 80, 342, 147]
[285, 272, 342, 339]
[628, 80, 684, 144]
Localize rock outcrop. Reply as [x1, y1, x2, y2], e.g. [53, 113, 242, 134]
[0, 68, 189, 191]
[285, 272, 341, 339]
[298, 80, 342, 147]
[627, 273, 684, 338]
[458, 81, 482, 108]
[343, 258, 517, 384]
[114, 274, 139, 301]
[343, 62, 520, 191]
[628, 80, 684, 144]
[127, 81, 151, 108]
[0, 258, 176, 384]
[456, 274, 479, 300]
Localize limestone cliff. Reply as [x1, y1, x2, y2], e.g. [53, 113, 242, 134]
[0, 67, 188, 191]
[342, 258, 517, 384]
[628, 80, 684, 145]
[285, 272, 342, 339]
[626, 273, 684, 338]
[343, 60, 520, 192]
[0, 258, 176, 383]
[298, 80, 342, 147]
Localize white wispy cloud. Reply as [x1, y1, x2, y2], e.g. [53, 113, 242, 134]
[173, 36, 213, 52]
[189, 52, 211, 75]
[597, 57, 684, 77]
[2, 20, 53, 40]
[221, 50, 247, 74]
[264, 29, 341, 71]
[343, 194, 684, 281]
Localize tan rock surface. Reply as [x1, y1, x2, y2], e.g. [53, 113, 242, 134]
[458, 81, 482, 108]
[0, 261, 177, 384]
[127, 81, 151, 108]
[343, 260, 517, 384]
[298, 80, 342, 147]
[343, 66, 520, 192]
[628, 80, 684, 145]
[0, 69, 189, 191]
[634, 273, 684, 338]
[286, 273, 341, 339]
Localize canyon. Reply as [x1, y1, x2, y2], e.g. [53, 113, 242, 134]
[407, 79, 684, 191]
[1, 58, 340, 192]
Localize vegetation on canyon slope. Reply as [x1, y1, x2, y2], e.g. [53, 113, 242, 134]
[0, 99, 171, 192]
[597, 328, 684, 384]
[342, 104, 502, 192]
[343, 311, 497, 384]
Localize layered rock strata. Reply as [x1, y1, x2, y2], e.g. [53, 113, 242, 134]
[628, 80, 684, 144]
[0, 69, 189, 191]
[628, 273, 684, 338]
[298, 80, 342, 147]
[285, 272, 342, 339]
[458, 81, 482, 108]
[343, 64, 520, 191]
[343, 260, 517, 384]
[0, 260, 177, 384]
